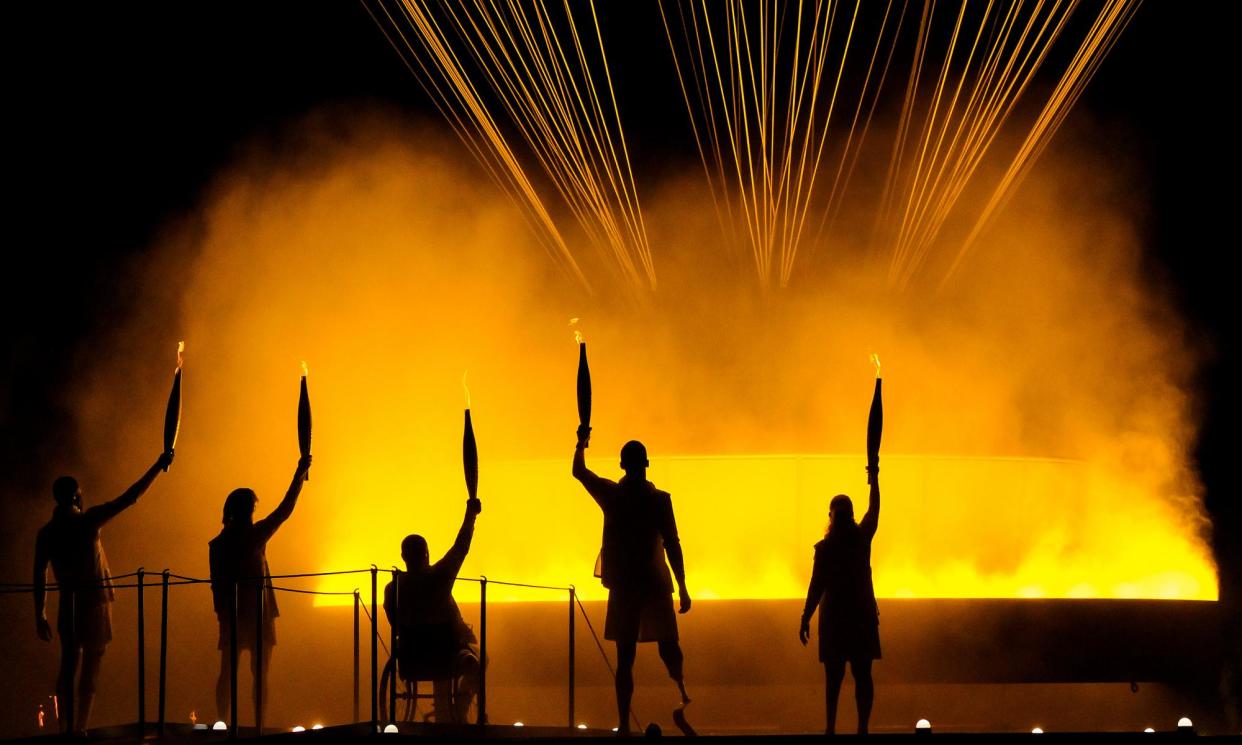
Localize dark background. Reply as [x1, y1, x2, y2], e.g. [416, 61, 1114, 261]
[3, 0, 1237, 639]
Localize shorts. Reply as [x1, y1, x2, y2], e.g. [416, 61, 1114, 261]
[604, 587, 678, 643]
[58, 597, 111, 650]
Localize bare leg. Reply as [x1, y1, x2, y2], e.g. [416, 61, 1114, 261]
[852, 658, 873, 735]
[215, 649, 231, 723]
[824, 659, 846, 735]
[56, 638, 79, 733]
[615, 640, 637, 735]
[453, 648, 481, 723]
[656, 640, 690, 704]
[76, 646, 105, 732]
[250, 644, 273, 728]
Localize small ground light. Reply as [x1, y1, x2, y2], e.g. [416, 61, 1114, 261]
[1144, 728, 1155, 733]
[577, 723, 588, 729]
[291, 726, 306, 732]
[311, 724, 324, 730]
[383, 724, 399, 733]
[192, 723, 208, 731]
[1177, 717, 1193, 732]
[1032, 727, 1044, 734]
[212, 721, 227, 731]
[915, 718, 932, 733]
[513, 722, 525, 727]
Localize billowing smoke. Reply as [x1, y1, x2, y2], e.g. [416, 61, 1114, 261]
[60, 107, 1213, 607]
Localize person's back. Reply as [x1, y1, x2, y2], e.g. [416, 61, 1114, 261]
[813, 521, 876, 626]
[208, 521, 279, 635]
[598, 476, 675, 593]
[388, 563, 473, 647]
[40, 509, 114, 606]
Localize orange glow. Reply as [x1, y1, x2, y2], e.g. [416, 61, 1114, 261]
[871, 353, 881, 378]
[462, 370, 471, 409]
[570, 317, 583, 345]
[310, 453, 1216, 604]
[177, 340, 185, 369]
[71, 118, 1217, 610]
[301, 360, 309, 378]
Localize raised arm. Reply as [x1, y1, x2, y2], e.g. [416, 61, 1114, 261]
[573, 438, 613, 506]
[256, 455, 311, 539]
[85, 452, 174, 527]
[859, 469, 880, 538]
[799, 547, 827, 645]
[439, 498, 482, 577]
[33, 531, 52, 641]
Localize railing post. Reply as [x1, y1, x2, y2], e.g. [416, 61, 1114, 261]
[477, 576, 487, 727]
[354, 589, 361, 724]
[568, 585, 575, 728]
[137, 568, 145, 734]
[371, 566, 378, 734]
[158, 570, 169, 737]
[255, 580, 265, 734]
[388, 569, 398, 725]
[229, 580, 238, 739]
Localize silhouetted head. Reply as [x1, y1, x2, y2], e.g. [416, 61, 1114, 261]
[620, 440, 649, 476]
[222, 488, 258, 526]
[52, 476, 81, 510]
[401, 534, 430, 571]
[829, 494, 855, 529]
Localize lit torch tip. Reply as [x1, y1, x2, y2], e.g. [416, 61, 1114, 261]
[870, 353, 882, 379]
[462, 370, 471, 409]
[570, 317, 583, 345]
[176, 340, 185, 368]
[301, 360, 309, 378]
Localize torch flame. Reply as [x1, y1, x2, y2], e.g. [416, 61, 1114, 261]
[176, 340, 185, 369]
[462, 370, 471, 409]
[301, 360, 309, 378]
[870, 353, 882, 378]
[569, 317, 583, 344]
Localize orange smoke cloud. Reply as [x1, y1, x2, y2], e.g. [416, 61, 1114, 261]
[70, 109, 1215, 604]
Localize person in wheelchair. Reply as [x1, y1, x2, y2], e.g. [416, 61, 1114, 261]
[384, 496, 482, 723]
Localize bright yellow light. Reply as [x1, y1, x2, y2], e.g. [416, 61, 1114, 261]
[301, 360, 309, 377]
[311, 453, 1216, 604]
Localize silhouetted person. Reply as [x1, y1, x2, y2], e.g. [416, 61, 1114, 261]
[573, 432, 690, 735]
[209, 454, 310, 726]
[384, 497, 483, 723]
[33, 451, 173, 733]
[800, 468, 881, 735]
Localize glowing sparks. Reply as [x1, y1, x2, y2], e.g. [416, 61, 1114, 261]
[570, 317, 583, 345]
[871, 353, 882, 378]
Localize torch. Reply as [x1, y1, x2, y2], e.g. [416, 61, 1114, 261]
[299, 361, 312, 480]
[462, 372, 479, 501]
[162, 341, 184, 471]
[867, 354, 883, 485]
[572, 318, 591, 446]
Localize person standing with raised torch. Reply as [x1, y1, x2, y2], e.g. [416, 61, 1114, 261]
[799, 355, 883, 735]
[208, 362, 312, 727]
[33, 343, 178, 733]
[570, 322, 693, 735]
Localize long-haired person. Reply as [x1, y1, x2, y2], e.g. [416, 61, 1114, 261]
[800, 468, 880, 734]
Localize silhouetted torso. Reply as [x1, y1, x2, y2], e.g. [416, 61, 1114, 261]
[208, 520, 281, 641]
[384, 565, 475, 648]
[582, 474, 678, 592]
[36, 498, 136, 640]
[807, 514, 880, 661]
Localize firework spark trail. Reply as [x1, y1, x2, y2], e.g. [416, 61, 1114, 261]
[367, 0, 655, 294]
[943, 0, 1142, 286]
[662, 0, 1139, 290]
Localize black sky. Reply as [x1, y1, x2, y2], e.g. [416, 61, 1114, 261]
[2, 1, 1238, 605]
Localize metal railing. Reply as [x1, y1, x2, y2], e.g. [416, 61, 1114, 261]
[3, 566, 598, 737]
